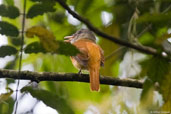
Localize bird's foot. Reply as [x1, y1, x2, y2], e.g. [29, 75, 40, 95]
[78, 69, 82, 76]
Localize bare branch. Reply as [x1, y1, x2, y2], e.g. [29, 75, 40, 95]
[55, 0, 159, 56]
[0, 69, 143, 89]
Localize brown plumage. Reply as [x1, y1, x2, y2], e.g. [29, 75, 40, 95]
[64, 29, 104, 91]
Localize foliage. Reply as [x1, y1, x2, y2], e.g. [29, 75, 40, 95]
[25, 26, 79, 55]
[0, 45, 17, 57]
[21, 86, 74, 114]
[0, 4, 19, 19]
[0, 21, 19, 37]
[0, 88, 14, 114]
[27, 2, 56, 18]
[0, 0, 171, 113]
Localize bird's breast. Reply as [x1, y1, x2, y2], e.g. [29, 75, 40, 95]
[70, 57, 88, 70]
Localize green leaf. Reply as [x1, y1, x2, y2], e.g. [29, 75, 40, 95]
[0, 45, 18, 57]
[10, 37, 22, 46]
[140, 78, 153, 100]
[25, 41, 80, 56]
[140, 56, 170, 108]
[4, 56, 17, 69]
[147, 56, 169, 84]
[0, 88, 13, 103]
[160, 71, 171, 111]
[0, 21, 19, 37]
[27, 2, 56, 18]
[137, 12, 171, 23]
[57, 41, 80, 56]
[4, 0, 14, 6]
[30, 0, 55, 2]
[0, 97, 14, 114]
[21, 87, 74, 114]
[138, 32, 155, 45]
[0, 4, 20, 19]
[25, 26, 79, 56]
[24, 42, 47, 54]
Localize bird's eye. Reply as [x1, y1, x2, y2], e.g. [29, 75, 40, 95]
[78, 31, 82, 34]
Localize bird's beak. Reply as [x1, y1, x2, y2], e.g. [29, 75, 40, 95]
[64, 35, 74, 42]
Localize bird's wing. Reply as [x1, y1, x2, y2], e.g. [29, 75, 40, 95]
[99, 47, 104, 66]
[72, 40, 89, 67]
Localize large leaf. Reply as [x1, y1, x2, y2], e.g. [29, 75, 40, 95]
[25, 26, 79, 56]
[0, 88, 13, 103]
[0, 88, 14, 114]
[27, 2, 56, 18]
[3, 0, 14, 6]
[0, 45, 18, 57]
[137, 12, 171, 23]
[0, 4, 20, 19]
[160, 71, 171, 111]
[0, 21, 19, 37]
[140, 56, 171, 110]
[0, 98, 14, 114]
[58, 41, 80, 56]
[30, 0, 55, 2]
[10, 37, 22, 46]
[147, 56, 169, 84]
[24, 42, 47, 53]
[25, 41, 79, 56]
[21, 87, 74, 114]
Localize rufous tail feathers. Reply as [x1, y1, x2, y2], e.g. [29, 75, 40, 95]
[89, 67, 100, 91]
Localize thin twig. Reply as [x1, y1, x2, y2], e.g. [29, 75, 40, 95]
[14, 0, 27, 113]
[105, 47, 125, 61]
[0, 69, 144, 89]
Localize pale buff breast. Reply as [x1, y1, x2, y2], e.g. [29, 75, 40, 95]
[70, 57, 88, 70]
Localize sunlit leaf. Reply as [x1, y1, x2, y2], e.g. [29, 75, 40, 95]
[160, 71, 171, 111]
[138, 32, 155, 45]
[30, 0, 55, 2]
[21, 87, 74, 114]
[0, 88, 13, 103]
[0, 97, 14, 114]
[4, 0, 14, 6]
[26, 26, 55, 40]
[0, 21, 19, 37]
[147, 56, 169, 84]
[0, 45, 18, 57]
[27, 2, 56, 18]
[140, 56, 170, 110]
[26, 26, 79, 55]
[0, 4, 20, 19]
[137, 12, 171, 23]
[26, 26, 58, 52]
[141, 78, 153, 100]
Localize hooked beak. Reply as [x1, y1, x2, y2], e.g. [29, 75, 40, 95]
[64, 35, 74, 42]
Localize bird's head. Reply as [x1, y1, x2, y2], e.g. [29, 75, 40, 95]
[64, 29, 96, 43]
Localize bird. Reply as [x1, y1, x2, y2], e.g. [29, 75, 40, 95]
[64, 29, 104, 91]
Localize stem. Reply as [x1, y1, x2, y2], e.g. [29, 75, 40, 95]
[14, 0, 26, 113]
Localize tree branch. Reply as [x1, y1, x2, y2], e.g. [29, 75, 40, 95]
[55, 0, 159, 56]
[0, 69, 143, 89]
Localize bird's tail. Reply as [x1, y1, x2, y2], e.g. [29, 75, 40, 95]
[89, 66, 100, 91]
